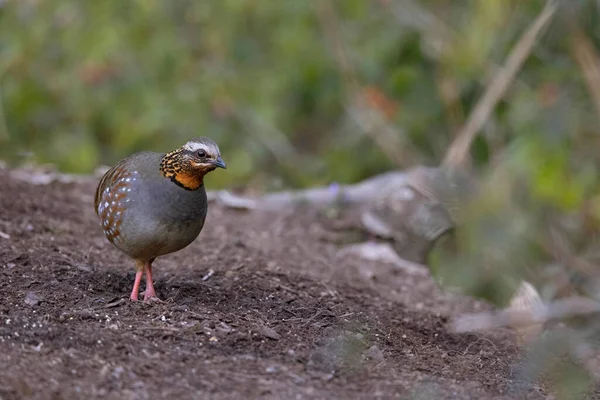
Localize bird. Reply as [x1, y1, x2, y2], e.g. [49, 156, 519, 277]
[94, 137, 226, 302]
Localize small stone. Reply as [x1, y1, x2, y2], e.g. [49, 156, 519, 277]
[257, 325, 280, 340]
[364, 345, 385, 363]
[216, 322, 233, 334]
[24, 291, 41, 306]
[76, 264, 92, 272]
[112, 366, 125, 379]
[288, 372, 305, 384]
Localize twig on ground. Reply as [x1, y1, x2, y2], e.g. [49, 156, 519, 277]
[201, 269, 215, 282]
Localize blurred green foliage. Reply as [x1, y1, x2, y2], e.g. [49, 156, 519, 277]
[0, 0, 593, 191]
[0, 0, 395, 188]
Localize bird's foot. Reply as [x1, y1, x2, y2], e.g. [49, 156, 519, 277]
[142, 263, 162, 302]
[142, 289, 163, 303]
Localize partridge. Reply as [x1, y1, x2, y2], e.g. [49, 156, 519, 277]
[94, 137, 226, 302]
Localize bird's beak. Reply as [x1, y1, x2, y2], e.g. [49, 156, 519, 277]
[213, 156, 227, 169]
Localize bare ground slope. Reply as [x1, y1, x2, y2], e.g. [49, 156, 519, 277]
[0, 168, 552, 399]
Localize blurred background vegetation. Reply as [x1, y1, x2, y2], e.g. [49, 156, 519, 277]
[4, 0, 596, 190]
[3, 0, 600, 395]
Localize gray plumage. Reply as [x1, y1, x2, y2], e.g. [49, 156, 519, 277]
[94, 137, 226, 301]
[98, 151, 208, 261]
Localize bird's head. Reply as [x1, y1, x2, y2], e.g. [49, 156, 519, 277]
[160, 137, 226, 190]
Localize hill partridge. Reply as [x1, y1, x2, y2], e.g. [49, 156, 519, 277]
[94, 137, 226, 302]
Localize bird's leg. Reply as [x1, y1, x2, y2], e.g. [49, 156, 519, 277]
[130, 260, 145, 301]
[143, 258, 162, 302]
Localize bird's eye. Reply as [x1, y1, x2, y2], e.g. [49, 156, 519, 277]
[197, 150, 207, 158]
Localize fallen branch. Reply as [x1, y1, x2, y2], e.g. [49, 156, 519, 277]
[208, 164, 475, 213]
[208, 169, 410, 211]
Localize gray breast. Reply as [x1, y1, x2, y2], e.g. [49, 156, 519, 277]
[113, 164, 209, 260]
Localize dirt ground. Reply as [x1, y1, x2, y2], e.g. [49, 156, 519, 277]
[0, 166, 580, 400]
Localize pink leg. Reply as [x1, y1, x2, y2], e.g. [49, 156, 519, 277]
[130, 270, 143, 301]
[143, 261, 162, 302]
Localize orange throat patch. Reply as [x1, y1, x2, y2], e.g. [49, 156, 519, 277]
[159, 151, 205, 191]
[170, 171, 203, 190]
